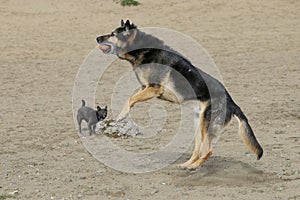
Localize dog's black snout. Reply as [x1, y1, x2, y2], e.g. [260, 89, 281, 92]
[96, 36, 104, 43]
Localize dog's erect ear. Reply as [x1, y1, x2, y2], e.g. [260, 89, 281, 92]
[131, 23, 137, 29]
[121, 19, 125, 27]
[124, 20, 137, 32]
[105, 105, 107, 110]
[125, 20, 131, 27]
[123, 20, 131, 35]
[97, 106, 101, 111]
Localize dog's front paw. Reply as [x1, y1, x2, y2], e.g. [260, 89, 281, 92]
[116, 112, 129, 122]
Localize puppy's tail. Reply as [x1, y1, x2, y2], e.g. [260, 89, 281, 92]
[233, 106, 263, 160]
[81, 100, 86, 107]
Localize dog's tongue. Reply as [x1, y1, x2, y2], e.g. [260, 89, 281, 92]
[99, 44, 110, 51]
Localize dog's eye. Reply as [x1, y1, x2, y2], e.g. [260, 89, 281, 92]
[111, 32, 115, 36]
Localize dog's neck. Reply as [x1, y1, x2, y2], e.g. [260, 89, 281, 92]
[118, 30, 175, 66]
[131, 30, 167, 50]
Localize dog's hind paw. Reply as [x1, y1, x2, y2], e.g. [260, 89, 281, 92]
[177, 164, 187, 170]
[177, 163, 198, 171]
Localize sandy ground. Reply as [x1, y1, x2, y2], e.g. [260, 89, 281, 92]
[1, 0, 300, 199]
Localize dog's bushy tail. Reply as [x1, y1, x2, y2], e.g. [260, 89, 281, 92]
[233, 106, 263, 160]
[81, 100, 86, 107]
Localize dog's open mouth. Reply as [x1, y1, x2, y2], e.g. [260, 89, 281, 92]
[98, 43, 112, 53]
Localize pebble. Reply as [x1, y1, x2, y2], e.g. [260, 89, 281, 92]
[109, 122, 116, 126]
[151, 188, 159, 195]
[96, 169, 106, 174]
[112, 126, 118, 133]
[8, 190, 19, 195]
[277, 187, 283, 191]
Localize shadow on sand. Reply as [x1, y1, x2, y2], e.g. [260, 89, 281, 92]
[171, 155, 279, 187]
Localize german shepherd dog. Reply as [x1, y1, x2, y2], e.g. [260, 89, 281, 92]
[96, 20, 263, 170]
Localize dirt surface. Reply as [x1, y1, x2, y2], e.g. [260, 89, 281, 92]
[0, 0, 299, 199]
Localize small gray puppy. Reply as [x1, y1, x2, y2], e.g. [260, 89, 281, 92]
[77, 100, 107, 135]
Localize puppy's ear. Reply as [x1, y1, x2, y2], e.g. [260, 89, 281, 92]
[97, 106, 101, 111]
[121, 19, 125, 27]
[105, 105, 107, 110]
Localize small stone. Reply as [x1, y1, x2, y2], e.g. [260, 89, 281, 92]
[109, 122, 117, 126]
[112, 126, 118, 133]
[96, 169, 106, 174]
[64, 143, 69, 147]
[9, 190, 18, 195]
[151, 188, 159, 194]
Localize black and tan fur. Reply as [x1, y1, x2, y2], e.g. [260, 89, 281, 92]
[96, 20, 263, 170]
